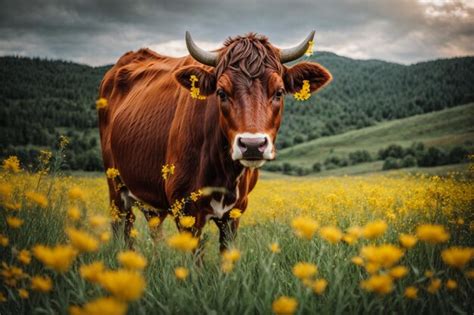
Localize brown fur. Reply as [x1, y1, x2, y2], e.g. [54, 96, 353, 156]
[98, 34, 332, 251]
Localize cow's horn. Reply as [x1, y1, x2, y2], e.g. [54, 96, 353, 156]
[279, 31, 315, 63]
[185, 31, 218, 67]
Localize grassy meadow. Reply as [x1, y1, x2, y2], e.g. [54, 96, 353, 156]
[1, 147, 473, 315]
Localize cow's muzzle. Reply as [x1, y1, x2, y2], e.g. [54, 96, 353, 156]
[231, 133, 274, 168]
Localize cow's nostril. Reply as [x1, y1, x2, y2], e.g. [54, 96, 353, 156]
[237, 137, 248, 152]
[258, 137, 268, 153]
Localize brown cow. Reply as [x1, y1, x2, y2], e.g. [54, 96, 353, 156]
[98, 31, 331, 253]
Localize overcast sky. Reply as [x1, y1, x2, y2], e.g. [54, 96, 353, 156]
[0, 0, 472, 66]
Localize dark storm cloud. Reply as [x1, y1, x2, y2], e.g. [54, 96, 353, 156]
[0, 0, 472, 65]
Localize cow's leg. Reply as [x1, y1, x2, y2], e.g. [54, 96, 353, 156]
[107, 178, 128, 239]
[119, 189, 136, 249]
[142, 209, 168, 242]
[213, 217, 239, 253]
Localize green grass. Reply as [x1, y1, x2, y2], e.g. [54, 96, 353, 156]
[276, 103, 474, 170]
[2, 206, 473, 314]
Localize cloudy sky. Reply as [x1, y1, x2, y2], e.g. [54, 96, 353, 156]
[0, 0, 473, 66]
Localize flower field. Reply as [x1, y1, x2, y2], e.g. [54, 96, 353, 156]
[0, 152, 473, 314]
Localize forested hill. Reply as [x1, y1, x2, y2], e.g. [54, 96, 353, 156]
[0, 53, 473, 170]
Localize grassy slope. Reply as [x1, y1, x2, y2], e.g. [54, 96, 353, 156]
[274, 103, 474, 173]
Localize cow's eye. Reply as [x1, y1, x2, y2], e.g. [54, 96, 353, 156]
[274, 89, 284, 100]
[217, 89, 228, 102]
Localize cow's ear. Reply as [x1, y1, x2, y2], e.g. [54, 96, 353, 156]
[174, 66, 216, 96]
[283, 62, 332, 94]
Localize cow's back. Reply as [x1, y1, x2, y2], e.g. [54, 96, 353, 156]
[98, 49, 195, 209]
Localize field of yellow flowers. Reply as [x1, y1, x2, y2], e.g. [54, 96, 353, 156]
[0, 146, 473, 314]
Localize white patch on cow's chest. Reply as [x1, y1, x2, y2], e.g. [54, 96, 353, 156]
[206, 170, 244, 220]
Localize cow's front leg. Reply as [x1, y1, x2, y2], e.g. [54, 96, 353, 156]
[213, 217, 239, 253]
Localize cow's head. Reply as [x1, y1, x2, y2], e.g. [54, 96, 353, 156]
[174, 31, 331, 168]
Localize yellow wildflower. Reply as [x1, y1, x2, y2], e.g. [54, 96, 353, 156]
[0, 234, 9, 247]
[424, 270, 434, 278]
[446, 279, 457, 290]
[441, 246, 474, 269]
[25, 191, 48, 208]
[170, 198, 184, 216]
[96, 98, 108, 109]
[312, 278, 328, 295]
[148, 217, 161, 228]
[0, 183, 13, 200]
[117, 251, 147, 270]
[7, 216, 23, 228]
[80, 261, 105, 283]
[59, 135, 69, 148]
[18, 288, 29, 299]
[351, 256, 364, 266]
[272, 296, 298, 315]
[66, 228, 99, 252]
[362, 220, 387, 239]
[292, 262, 318, 280]
[174, 267, 189, 280]
[106, 168, 120, 179]
[319, 226, 343, 244]
[0, 292, 6, 302]
[98, 269, 146, 301]
[342, 234, 358, 245]
[399, 234, 417, 249]
[17, 250, 31, 265]
[427, 278, 442, 294]
[291, 216, 318, 240]
[404, 286, 418, 299]
[68, 187, 85, 201]
[130, 228, 139, 238]
[1, 263, 26, 287]
[31, 275, 53, 292]
[269, 242, 281, 253]
[2, 156, 21, 173]
[67, 206, 81, 221]
[360, 244, 404, 269]
[466, 269, 474, 279]
[190, 189, 203, 202]
[179, 216, 196, 228]
[70, 297, 127, 315]
[294, 80, 311, 101]
[416, 224, 449, 244]
[167, 232, 199, 252]
[360, 274, 394, 295]
[229, 209, 242, 220]
[189, 75, 206, 100]
[389, 265, 408, 279]
[161, 163, 175, 180]
[32, 244, 77, 273]
[223, 249, 241, 263]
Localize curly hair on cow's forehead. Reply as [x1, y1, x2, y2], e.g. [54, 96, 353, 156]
[216, 33, 284, 80]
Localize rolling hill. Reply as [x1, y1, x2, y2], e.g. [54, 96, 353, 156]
[1, 53, 473, 171]
[268, 102, 474, 175]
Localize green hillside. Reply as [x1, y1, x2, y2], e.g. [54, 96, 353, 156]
[1, 53, 473, 171]
[268, 103, 474, 175]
